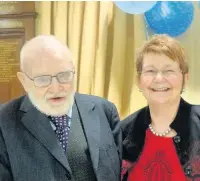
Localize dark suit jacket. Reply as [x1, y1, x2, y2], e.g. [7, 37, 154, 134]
[0, 93, 122, 181]
[121, 98, 200, 181]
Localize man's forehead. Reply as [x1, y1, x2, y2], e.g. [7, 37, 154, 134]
[33, 48, 72, 61]
[24, 52, 74, 77]
[31, 59, 73, 73]
[24, 41, 73, 63]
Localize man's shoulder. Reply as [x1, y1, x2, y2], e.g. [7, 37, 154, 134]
[75, 92, 113, 106]
[0, 95, 25, 116]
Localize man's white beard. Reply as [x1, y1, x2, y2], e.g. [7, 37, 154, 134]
[28, 91, 75, 117]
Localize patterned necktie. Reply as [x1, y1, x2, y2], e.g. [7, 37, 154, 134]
[51, 115, 71, 152]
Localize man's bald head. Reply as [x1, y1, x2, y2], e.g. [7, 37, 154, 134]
[20, 35, 73, 73]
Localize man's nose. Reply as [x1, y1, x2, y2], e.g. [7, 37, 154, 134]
[49, 77, 62, 93]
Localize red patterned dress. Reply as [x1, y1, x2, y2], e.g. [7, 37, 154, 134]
[125, 129, 187, 181]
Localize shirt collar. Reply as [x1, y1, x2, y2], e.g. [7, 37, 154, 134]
[67, 104, 73, 119]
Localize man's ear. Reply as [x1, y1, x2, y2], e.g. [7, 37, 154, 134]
[17, 72, 28, 92]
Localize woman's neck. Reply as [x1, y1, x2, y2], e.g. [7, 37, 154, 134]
[149, 98, 181, 133]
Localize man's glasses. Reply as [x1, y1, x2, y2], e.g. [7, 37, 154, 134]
[23, 70, 75, 87]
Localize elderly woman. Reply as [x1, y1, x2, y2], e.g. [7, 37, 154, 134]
[121, 34, 200, 181]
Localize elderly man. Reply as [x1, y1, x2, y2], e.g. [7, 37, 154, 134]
[0, 35, 121, 181]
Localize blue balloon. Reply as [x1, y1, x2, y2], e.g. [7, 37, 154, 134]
[144, 1, 194, 37]
[114, 1, 157, 14]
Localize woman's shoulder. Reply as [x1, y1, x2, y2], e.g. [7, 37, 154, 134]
[183, 99, 200, 118]
[191, 104, 200, 114]
[189, 104, 200, 126]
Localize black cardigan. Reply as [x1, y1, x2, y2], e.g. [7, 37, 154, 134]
[121, 98, 200, 181]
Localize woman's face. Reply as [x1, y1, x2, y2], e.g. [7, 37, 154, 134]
[138, 53, 188, 105]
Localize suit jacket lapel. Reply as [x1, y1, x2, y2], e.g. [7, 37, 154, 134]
[74, 94, 100, 172]
[19, 96, 72, 172]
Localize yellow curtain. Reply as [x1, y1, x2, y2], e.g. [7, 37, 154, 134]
[35, 1, 147, 119]
[35, 1, 200, 119]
